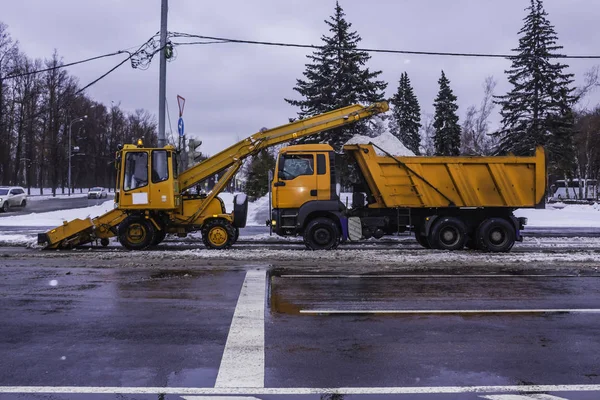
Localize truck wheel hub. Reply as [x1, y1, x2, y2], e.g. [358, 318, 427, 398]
[490, 229, 505, 244]
[314, 228, 331, 245]
[441, 227, 459, 245]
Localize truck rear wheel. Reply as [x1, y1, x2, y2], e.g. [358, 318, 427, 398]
[428, 217, 467, 251]
[476, 218, 515, 252]
[414, 232, 431, 249]
[304, 217, 340, 250]
[118, 216, 156, 250]
[202, 219, 235, 250]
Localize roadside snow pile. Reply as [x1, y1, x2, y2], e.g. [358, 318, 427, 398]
[0, 201, 114, 227]
[345, 130, 415, 156]
[246, 195, 269, 226]
[0, 234, 33, 246]
[515, 203, 600, 228]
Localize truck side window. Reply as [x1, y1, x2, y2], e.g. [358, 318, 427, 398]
[124, 152, 148, 191]
[152, 150, 169, 183]
[317, 154, 326, 175]
[280, 154, 314, 180]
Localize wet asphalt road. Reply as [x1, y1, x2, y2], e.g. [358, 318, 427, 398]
[0, 195, 113, 217]
[1, 259, 600, 399]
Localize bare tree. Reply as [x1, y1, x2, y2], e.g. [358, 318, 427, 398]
[461, 76, 497, 155]
[420, 113, 435, 156]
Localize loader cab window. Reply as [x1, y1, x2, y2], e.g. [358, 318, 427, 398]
[279, 154, 314, 180]
[151, 150, 169, 183]
[123, 151, 148, 191]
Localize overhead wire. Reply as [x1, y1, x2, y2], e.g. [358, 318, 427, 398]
[170, 32, 600, 60]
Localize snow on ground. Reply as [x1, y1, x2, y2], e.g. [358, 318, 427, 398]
[0, 201, 114, 227]
[345, 130, 415, 156]
[515, 203, 600, 228]
[29, 194, 89, 201]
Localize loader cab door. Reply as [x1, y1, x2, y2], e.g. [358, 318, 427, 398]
[120, 150, 151, 209]
[273, 152, 321, 209]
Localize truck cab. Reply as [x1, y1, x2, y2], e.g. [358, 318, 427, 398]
[271, 144, 346, 248]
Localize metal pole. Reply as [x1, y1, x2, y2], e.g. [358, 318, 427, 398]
[158, 0, 168, 147]
[68, 122, 72, 196]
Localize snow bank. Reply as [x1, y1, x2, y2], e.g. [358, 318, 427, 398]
[515, 203, 600, 228]
[0, 201, 114, 227]
[345, 130, 415, 156]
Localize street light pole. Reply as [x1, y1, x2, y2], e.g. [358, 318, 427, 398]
[68, 115, 87, 196]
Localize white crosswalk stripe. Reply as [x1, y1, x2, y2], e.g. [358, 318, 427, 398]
[215, 269, 266, 388]
[480, 394, 569, 400]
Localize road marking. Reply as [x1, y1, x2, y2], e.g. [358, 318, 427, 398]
[280, 274, 590, 278]
[182, 397, 261, 400]
[299, 309, 600, 315]
[481, 394, 568, 400]
[0, 384, 599, 395]
[215, 269, 265, 388]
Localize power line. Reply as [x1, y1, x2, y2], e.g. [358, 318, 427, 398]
[170, 32, 600, 60]
[4, 50, 128, 80]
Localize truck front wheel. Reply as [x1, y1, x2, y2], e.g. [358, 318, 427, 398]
[304, 217, 340, 250]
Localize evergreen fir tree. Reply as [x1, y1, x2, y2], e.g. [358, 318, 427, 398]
[389, 72, 421, 155]
[494, 0, 576, 172]
[245, 149, 276, 200]
[433, 71, 460, 156]
[285, 1, 387, 151]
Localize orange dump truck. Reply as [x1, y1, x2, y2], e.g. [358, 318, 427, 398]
[270, 143, 546, 252]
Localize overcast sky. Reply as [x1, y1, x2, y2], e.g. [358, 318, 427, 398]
[3, 0, 600, 155]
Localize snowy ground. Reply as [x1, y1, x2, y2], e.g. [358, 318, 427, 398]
[1, 193, 600, 251]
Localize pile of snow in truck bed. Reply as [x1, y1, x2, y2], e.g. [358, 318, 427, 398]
[344, 131, 415, 156]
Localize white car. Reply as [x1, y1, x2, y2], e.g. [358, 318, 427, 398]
[88, 187, 108, 199]
[0, 186, 27, 212]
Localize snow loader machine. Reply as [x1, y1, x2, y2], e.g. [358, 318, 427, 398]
[38, 102, 389, 250]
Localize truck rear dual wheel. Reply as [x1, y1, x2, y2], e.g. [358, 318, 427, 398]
[118, 216, 156, 250]
[304, 217, 340, 250]
[202, 219, 236, 250]
[428, 217, 468, 251]
[476, 218, 515, 253]
[414, 232, 431, 249]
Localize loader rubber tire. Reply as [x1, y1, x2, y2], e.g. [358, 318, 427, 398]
[428, 217, 467, 251]
[202, 219, 235, 250]
[303, 217, 340, 250]
[118, 216, 156, 251]
[476, 218, 515, 253]
[151, 229, 167, 246]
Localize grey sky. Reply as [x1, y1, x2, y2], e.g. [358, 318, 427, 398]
[3, 0, 599, 155]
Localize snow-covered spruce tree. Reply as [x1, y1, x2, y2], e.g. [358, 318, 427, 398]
[389, 72, 421, 155]
[285, 1, 387, 151]
[433, 71, 460, 156]
[245, 149, 276, 200]
[494, 0, 576, 173]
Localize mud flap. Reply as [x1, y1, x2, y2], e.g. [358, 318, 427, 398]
[348, 217, 362, 241]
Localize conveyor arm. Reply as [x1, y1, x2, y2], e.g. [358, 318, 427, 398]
[178, 102, 389, 191]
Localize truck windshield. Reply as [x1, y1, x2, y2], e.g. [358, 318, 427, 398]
[279, 154, 314, 180]
[123, 152, 148, 191]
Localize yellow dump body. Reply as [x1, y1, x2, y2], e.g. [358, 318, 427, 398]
[345, 144, 546, 209]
